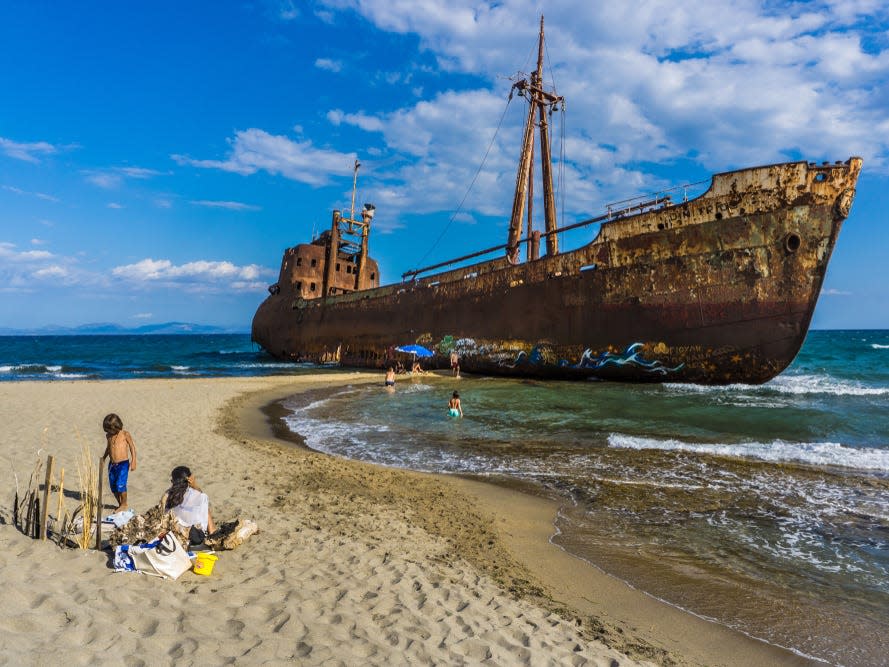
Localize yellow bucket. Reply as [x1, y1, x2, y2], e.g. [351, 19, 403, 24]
[193, 552, 218, 576]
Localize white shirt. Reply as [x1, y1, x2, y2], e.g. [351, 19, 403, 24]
[171, 487, 210, 530]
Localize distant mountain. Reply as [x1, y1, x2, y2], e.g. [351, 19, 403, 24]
[0, 322, 249, 335]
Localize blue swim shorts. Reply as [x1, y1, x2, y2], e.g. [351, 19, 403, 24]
[108, 460, 130, 493]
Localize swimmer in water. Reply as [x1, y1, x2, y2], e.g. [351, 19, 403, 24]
[448, 390, 463, 418]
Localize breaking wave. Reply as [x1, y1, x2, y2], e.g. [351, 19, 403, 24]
[607, 433, 889, 472]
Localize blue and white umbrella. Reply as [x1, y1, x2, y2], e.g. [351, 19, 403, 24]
[395, 344, 434, 358]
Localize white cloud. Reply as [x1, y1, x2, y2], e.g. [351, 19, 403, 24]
[190, 200, 261, 211]
[821, 287, 853, 296]
[172, 128, 357, 186]
[32, 265, 68, 279]
[0, 137, 57, 163]
[84, 166, 164, 189]
[2, 184, 59, 202]
[107, 202, 124, 209]
[133, 312, 153, 319]
[118, 167, 163, 179]
[327, 109, 385, 132]
[315, 58, 343, 72]
[0, 243, 54, 262]
[277, 0, 299, 21]
[2, 237, 276, 297]
[0, 241, 89, 291]
[85, 172, 122, 189]
[111, 258, 274, 292]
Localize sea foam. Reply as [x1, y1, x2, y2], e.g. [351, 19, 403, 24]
[607, 433, 889, 472]
[666, 373, 889, 397]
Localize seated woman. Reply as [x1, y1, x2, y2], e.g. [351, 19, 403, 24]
[109, 465, 257, 550]
[161, 465, 216, 537]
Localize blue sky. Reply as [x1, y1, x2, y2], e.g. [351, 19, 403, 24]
[1, 1, 888, 331]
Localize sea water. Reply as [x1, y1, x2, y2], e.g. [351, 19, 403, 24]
[0, 334, 301, 380]
[279, 330, 889, 667]
[3, 330, 887, 664]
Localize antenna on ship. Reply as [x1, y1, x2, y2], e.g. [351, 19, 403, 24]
[506, 14, 563, 265]
[350, 158, 360, 222]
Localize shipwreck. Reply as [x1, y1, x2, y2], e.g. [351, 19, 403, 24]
[253, 17, 861, 384]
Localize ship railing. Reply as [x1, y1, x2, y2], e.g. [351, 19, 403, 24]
[402, 211, 611, 281]
[402, 178, 711, 281]
[605, 178, 710, 219]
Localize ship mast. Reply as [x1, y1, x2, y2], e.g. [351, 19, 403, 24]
[506, 15, 563, 263]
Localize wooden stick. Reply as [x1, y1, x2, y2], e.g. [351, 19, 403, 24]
[32, 496, 40, 539]
[13, 490, 19, 530]
[40, 455, 55, 540]
[56, 468, 65, 540]
[95, 458, 103, 550]
[20, 457, 43, 528]
[24, 490, 35, 537]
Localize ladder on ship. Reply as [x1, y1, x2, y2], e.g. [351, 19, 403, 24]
[323, 160, 375, 295]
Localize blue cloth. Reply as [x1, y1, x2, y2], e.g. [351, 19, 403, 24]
[108, 460, 130, 493]
[448, 408, 460, 417]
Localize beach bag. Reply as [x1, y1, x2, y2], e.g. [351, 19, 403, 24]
[128, 532, 192, 580]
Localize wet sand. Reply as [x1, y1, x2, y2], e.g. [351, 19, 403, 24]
[0, 374, 809, 665]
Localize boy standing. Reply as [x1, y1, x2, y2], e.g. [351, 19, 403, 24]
[101, 413, 137, 511]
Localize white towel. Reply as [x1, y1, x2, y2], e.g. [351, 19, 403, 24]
[103, 508, 136, 528]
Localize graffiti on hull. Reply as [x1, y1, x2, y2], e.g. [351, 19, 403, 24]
[504, 342, 685, 376]
[574, 343, 685, 375]
[429, 335, 685, 377]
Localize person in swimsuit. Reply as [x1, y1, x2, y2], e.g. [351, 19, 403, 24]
[385, 367, 396, 388]
[448, 391, 463, 418]
[101, 413, 137, 512]
[450, 350, 460, 377]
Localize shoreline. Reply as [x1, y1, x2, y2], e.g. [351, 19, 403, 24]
[0, 374, 812, 665]
[234, 380, 811, 666]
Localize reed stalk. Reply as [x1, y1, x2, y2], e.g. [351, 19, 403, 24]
[76, 437, 97, 549]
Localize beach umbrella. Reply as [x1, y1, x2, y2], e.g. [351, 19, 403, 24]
[395, 344, 433, 357]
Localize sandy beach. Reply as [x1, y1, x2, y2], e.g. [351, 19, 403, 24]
[0, 374, 809, 666]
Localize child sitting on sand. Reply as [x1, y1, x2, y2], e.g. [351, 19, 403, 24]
[101, 413, 137, 511]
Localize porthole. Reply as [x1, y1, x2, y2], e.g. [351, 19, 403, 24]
[784, 233, 802, 254]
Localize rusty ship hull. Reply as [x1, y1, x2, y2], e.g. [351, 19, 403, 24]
[253, 158, 861, 384]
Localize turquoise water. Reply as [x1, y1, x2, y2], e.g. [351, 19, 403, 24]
[281, 330, 889, 666]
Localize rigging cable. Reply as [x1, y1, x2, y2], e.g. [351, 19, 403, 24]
[412, 95, 514, 270]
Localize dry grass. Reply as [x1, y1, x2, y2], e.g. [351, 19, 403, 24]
[75, 431, 98, 549]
